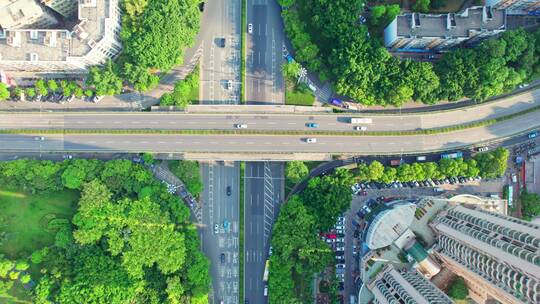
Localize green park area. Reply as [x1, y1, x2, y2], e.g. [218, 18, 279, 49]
[0, 188, 78, 259]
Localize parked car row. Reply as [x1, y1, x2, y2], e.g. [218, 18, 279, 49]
[514, 140, 536, 155]
[351, 176, 482, 193]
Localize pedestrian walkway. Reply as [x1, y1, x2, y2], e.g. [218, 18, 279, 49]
[151, 162, 203, 223]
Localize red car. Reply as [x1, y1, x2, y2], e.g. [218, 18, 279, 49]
[358, 190, 368, 196]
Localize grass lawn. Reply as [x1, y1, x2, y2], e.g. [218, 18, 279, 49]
[285, 78, 315, 106]
[188, 66, 200, 104]
[0, 187, 79, 259]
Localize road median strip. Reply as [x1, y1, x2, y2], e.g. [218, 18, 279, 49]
[1, 105, 539, 136]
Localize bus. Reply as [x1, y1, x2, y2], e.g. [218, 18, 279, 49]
[349, 118, 372, 124]
[440, 151, 463, 159]
[263, 260, 270, 282]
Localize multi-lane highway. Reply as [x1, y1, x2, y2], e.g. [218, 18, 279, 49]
[200, 0, 241, 104]
[2, 87, 539, 132]
[200, 162, 240, 304]
[244, 162, 283, 304]
[246, 0, 285, 104]
[1, 108, 538, 155]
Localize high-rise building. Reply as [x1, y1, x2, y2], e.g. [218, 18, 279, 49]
[384, 6, 506, 51]
[430, 205, 540, 304]
[41, 0, 78, 19]
[368, 264, 454, 304]
[486, 0, 540, 14]
[0, 0, 59, 30]
[0, 0, 122, 74]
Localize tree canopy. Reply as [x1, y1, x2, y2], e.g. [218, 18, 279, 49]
[0, 158, 210, 303]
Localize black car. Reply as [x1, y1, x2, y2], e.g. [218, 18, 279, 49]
[198, 1, 205, 11]
[220, 253, 225, 264]
[218, 38, 226, 48]
[226, 186, 231, 196]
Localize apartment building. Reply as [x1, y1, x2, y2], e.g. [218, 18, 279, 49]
[384, 6, 506, 51]
[486, 0, 540, 14]
[368, 265, 454, 304]
[0, 0, 122, 75]
[430, 205, 540, 304]
[0, 0, 59, 30]
[41, 0, 78, 19]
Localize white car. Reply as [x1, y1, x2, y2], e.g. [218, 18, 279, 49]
[226, 80, 233, 90]
[305, 138, 317, 143]
[92, 95, 104, 103]
[336, 246, 345, 251]
[264, 285, 268, 297]
[34, 136, 45, 141]
[248, 23, 253, 34]
[235, 123, 248, 129]
[335, 225, 344, 230]
[336, 264, 346, 269]
[476, 146, 489, 152]
[354, 126, 367, 131]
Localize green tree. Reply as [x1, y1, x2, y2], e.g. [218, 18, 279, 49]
[521, 190, 540, 220]
[448, 277, 468, 300]
[12, 87, 23, 100]
[123, 63, 159, 92]
[0, 83, 11, 101]
[47, 80, 58, 92]
[412, 0, 430, 13]
[282, 61, 302, 80]
[169, 160, 203, 196]
[286, 161, 309, 183]
[25, 87, 36, 99]
[474, 148, 509, 178]
[278, 0, 295, 6]
[301, 169, 353, 231]
[380, 167, 397, 184]
[368, 161, 385, 181]
[86, 60, 123, 96]
[34, 80, 48, 96]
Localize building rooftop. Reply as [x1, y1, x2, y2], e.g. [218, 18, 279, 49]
[0, 0, 121, 72]
[365, 201, 416, 250]
[0, 0, 48, 30]
[397, 6, 506, 38]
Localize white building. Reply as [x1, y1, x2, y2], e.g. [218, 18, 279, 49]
[0, 0, 59, 30]
[0, 0, 122, 75]
[384, 6, 506, 51]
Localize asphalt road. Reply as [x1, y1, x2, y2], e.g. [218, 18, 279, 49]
[246, 0, 285, 104]
[244, 162, 284, 304]
[200, 162, 240, 304]
[1, 108, 538, 155]
[200, 0, 241, 104]
[2, 87, 539, 132]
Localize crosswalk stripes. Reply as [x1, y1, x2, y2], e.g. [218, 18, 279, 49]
[262, 162, 275, 243]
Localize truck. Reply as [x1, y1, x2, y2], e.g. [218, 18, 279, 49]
[349, 117, 372, 124]
[263, 260, 270, 282]
[440, 151, 463, 159]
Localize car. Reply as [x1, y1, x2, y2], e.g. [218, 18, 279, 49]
[66, 95, 75, 103]
[353, 126, 367, 131]
[248, 23, 253, 34]
[305, 138, 317, 143]
[335, 251, 344, 256]
[269, 246, 273, 256]
[223, 219, 230, 231]
[336, 246, 345, 251]
[92, 95, 104, 103]
[235, 123, 248, 129]
[220, 253, 226, 264]
[198, 1, 205, 11]
[336, 264, 346, 269]
[335, 225, 344, 230]
[306, 122, 319, 128]
[359, 190, 367, 196]
[218, 37, 226, 47]
[226, 186, 232, 196]
[528, 131, 539, 139]
[336, 237, 345, 243]
[225, 79, 233, 90]
[263, 285, 268, 297]
[214, 224, 219, 234]
[338, 282, 344, 291]
[476, 146, 489, 152]
[34, 136, 45, 141]
[62, 154, 73, 159]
